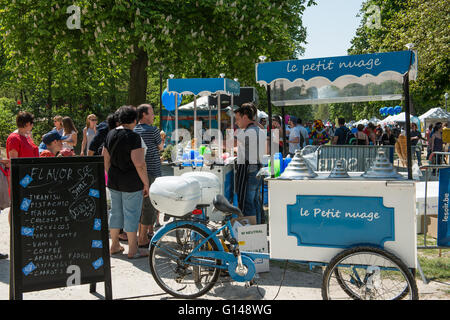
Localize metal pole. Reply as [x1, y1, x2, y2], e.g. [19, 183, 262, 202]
[209, 97, 212, 134]
[267, 86, 272, 155]
[159, 70, 163, 130]
[194, 95, 197, 149]
[231, 94, 234, 157]
[404, 73, 413, 180]
[175, 94, 178, 147]
[218, 94, 222, 162]
[281, 106, 286, 157]
[267, 86, 274, 178]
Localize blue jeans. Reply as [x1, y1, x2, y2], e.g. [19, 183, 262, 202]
[415, 149, 422, 166]
[243, 166, 262, 221]
[109, 188, 143, 233]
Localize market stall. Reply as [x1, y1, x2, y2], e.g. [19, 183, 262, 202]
[166, 77, 241, 202]
[255, 50, 419, 278]
[419, 107, 450, 131]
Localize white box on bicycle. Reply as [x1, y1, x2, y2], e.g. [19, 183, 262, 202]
[150, 176, 201, 217]
[235, 224, 269, 273]
[181, 172, 220, 205]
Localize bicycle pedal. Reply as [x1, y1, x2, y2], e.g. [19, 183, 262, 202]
[245, 279, 256, 288]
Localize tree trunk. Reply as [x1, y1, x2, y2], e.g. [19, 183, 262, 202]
[127, 46, 148, 107]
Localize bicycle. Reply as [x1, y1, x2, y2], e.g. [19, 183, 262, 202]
[148, 193, 418, 300]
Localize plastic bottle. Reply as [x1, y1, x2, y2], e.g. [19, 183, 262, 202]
[183, 143, 192, 166]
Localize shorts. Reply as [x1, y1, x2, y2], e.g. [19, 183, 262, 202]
[140, 175, 158, 226]
[108, 188, 143, 233]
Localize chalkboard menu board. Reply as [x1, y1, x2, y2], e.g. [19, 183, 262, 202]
[10, 156, 112, 300]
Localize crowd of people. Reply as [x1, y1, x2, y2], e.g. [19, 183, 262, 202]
[260, 114, 443, 168]
[0, 105, 165, 259]
[0, 106, 447, 260]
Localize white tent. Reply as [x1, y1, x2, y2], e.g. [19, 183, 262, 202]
[355, 119, 368, 125]
[419, 107, 450, 122]
[179, 95, 210, 110]
[387, 112, 415, 123]
[369, 117, 380, 124]
[379, 115, 395, 125]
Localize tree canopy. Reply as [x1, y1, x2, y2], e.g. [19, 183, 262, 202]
[345, 0, 449, 118]
[0, 0, 316, 148]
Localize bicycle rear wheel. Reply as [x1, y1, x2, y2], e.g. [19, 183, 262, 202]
[322, 246, 418, 300]
[149, 224, 221, 299]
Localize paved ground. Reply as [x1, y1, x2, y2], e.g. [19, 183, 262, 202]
[0, 207, 448, 301]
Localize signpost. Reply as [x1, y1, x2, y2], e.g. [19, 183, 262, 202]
[438, 168, 450, 247]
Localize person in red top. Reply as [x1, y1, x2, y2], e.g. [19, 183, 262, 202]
[6, 111, 39, 225]
[6, 111, 39, 159]
[39, 130, 67, 157]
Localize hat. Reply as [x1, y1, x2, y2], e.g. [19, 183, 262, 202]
[289, 116, 298, 124]
[42, 130, 68, 145]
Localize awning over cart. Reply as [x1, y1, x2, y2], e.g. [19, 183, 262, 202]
[167, 78, 240, 96]
[256, 50, 417, 106]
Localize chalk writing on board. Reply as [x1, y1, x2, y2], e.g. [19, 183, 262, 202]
[69, 165, 96, 200]
[68, 196, 96, 222]
[11, 157, 111, 298]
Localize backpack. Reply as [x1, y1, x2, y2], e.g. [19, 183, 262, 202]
[343, 127, 356, 145]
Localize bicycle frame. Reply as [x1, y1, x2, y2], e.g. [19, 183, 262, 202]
[151, 215, 269, 282]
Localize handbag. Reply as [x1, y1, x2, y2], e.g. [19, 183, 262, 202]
[0, 164, 10, 209]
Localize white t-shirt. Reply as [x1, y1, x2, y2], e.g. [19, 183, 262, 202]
[288, 126, 301, 154]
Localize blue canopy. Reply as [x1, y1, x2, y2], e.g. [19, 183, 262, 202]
[256, 50, 417, 106]
[167, 78, 240, 96]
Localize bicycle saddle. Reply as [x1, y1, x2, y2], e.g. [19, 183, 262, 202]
[213, 194, 242, 217]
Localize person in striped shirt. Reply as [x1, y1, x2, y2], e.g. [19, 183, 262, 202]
[134, 104, 165, 247]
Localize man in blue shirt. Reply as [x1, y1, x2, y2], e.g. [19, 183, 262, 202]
[134, 104, 165, 247]
[332, 118, 351, 145]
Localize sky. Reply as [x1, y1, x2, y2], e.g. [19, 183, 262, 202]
[300, 0, 365, 59]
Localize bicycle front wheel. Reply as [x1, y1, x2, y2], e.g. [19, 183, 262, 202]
[322, 246, 418, 300]
[149, 224, 221, 299]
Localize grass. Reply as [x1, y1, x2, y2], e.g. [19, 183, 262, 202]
[417, 234, 450, 283]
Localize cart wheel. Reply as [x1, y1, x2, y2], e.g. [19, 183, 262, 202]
[322, 246, 418, 300]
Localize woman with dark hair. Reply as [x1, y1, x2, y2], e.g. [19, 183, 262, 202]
[381, 126, 396, 146]
[430, 122, 444, 166]
[426, 123, 434, 160]
[355, 124, 369, 145]
[103, 106, 150, 259]
[5, 111, 39, 237]
[366, 122, 376, 145]
[270, 115, 284, 154]
[234, 103, 263, 222]
[7, 111, 39, 160]
[62, 116, 78, 154]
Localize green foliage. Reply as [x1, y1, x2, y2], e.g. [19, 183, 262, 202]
[0, 0, 316, 128]
[348, 0, 450, 116]
[0, 98, 16, 146]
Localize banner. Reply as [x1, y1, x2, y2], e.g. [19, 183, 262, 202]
[438, 168, 450, 247]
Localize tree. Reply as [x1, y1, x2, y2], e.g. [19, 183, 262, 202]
[348, 0, 450, 116]
[0, 0, 316, 108]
